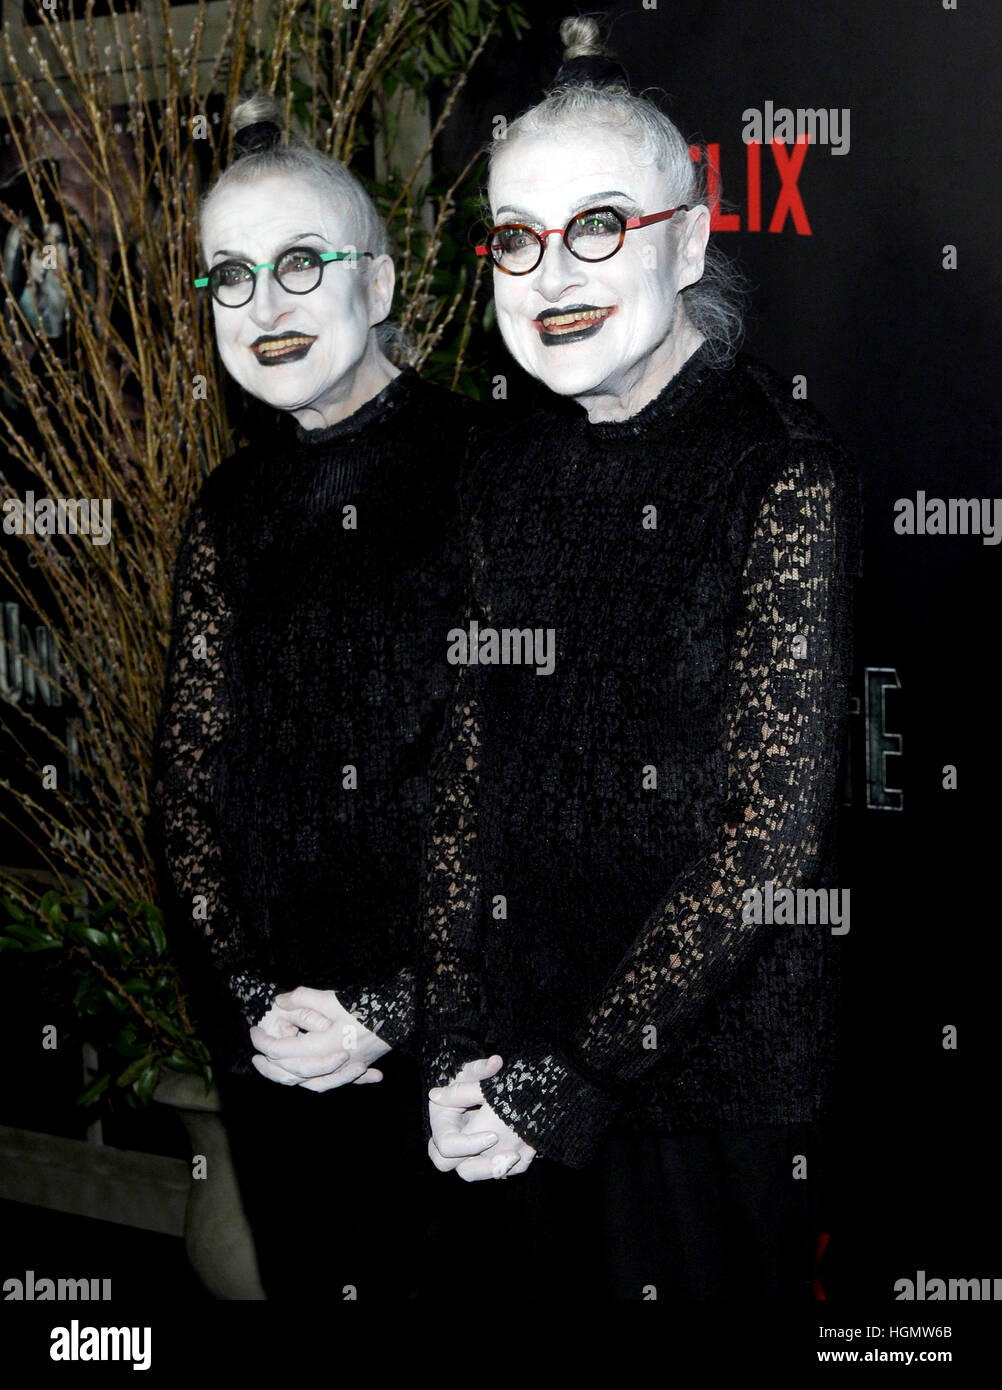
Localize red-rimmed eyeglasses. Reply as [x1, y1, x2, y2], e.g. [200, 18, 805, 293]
[476, 205, 690, 276]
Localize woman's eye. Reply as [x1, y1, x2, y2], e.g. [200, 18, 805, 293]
[575, 211, 621, 236]
[279, 251, 315, 272]
[217, 264, 250, 285]
[495, 228, 536, 252]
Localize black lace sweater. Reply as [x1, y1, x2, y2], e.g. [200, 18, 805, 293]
[149, 368, 475, 1075]
[420, 345, 863, 1169]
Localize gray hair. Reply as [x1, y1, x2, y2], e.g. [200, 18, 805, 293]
[487, 18, 747, 367]
[199, 93, 389, 258]
[198, 94, 413, 359]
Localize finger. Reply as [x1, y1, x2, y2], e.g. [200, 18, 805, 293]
[353, 1068, 383, 1084]
[428, 1080, 486, 1109]
[251, 1054, 303, 1086]
[456, 1150, 519, 1183]
[428, 1137, 460, 1173]
[249, 1042, 352, 1077]
[274, 986, 334, 1013]
[471, 1054, 504, 1078]
[507, 1148, 535, 1177]
[274, 1051, 355, 1079]
[433, 1126, 499, 1160]
[428, 1100, 499, 1157]
[249, 1025, 346, 1061]
[253, 1012, 299, 1039]
[297, 1061, 370, 1092]
[267, 1005, 333, 1033]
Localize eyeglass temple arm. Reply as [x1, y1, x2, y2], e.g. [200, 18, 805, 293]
[624, 207, 689, 230]
[193, 250, 373, 288]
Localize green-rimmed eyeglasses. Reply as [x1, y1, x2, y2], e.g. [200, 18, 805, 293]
[194, 245, 373, 307]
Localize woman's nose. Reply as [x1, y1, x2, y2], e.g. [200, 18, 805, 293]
[248, 268, 290, 325]
[533, 232, 584, 300]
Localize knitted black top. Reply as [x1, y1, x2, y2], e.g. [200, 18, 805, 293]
[149, 368, 475, 1075]
[420, 345, 863, 1168]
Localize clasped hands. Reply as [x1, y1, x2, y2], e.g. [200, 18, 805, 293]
[427, 1054, 536, 1183]
[250, 995, 535, 1182]
[250, 986, 390, 1090]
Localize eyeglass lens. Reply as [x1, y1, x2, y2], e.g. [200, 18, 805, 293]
[489, 208, 625, 273]
[211, 248, 324, 306]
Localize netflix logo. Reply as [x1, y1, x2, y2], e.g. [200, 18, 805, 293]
[691, 137, 817, 237]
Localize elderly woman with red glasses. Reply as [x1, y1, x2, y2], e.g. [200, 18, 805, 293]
[419, 18, 862, 1300]
[149, 93, 476, 1300]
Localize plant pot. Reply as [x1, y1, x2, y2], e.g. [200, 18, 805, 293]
[153, 1071, 265, 1300]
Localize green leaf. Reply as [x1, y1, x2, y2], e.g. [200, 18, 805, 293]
[101, 987, 131, 1017]
[164, 1051, 202, 1076]
[2, 896, 30, 924]
[66, 923, 109, 950]
[39, 889, 61, 916]
[148, 917, 167, 957]
[76, 1073, 111, 1106]
[102, 929, 127, 965]
[116, 1052, 154, 1088]
[135, 1062, 160, 1106]
[428, 29, 453, 70]
[3, 920, 54, 945]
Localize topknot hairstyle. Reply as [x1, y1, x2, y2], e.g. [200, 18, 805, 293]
[199, 92, 389, 262]
[488, 17, 746, 366]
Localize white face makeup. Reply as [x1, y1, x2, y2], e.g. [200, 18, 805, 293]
[487, 127, 710, 422]
[200, 173, 397, 429]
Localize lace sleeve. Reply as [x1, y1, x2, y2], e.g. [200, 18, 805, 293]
[479, 442, 860, 1166]
[417, 660, 489, 1091]
[342, 971, 415, 1052]
[149, 499, 276, 1058]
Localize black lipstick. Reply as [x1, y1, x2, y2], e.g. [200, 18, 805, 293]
[251, 332, 317, 365]
[533, 304, 616, 347]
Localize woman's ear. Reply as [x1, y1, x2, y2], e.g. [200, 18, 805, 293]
[677, 205, 711, 291]
[366, 253, 396, 327]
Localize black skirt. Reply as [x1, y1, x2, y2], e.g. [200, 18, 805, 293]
[421, 1120, 826, 1301]
[219, 1062, 825, 1302]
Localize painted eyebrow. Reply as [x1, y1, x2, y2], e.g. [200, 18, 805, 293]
[493, 191, 640, 222]
[210, 231, 331, 263]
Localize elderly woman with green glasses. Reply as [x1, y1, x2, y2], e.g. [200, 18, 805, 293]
[149, 94, 476, 1300]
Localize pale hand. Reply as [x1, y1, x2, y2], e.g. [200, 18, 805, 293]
[428, 1054, 536, 1181]
[249, 985, 391, 1090]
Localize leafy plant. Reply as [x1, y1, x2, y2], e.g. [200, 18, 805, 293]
[1, 889, 211, 1106]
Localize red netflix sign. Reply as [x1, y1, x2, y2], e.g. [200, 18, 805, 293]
[691, 137, 812, 236]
